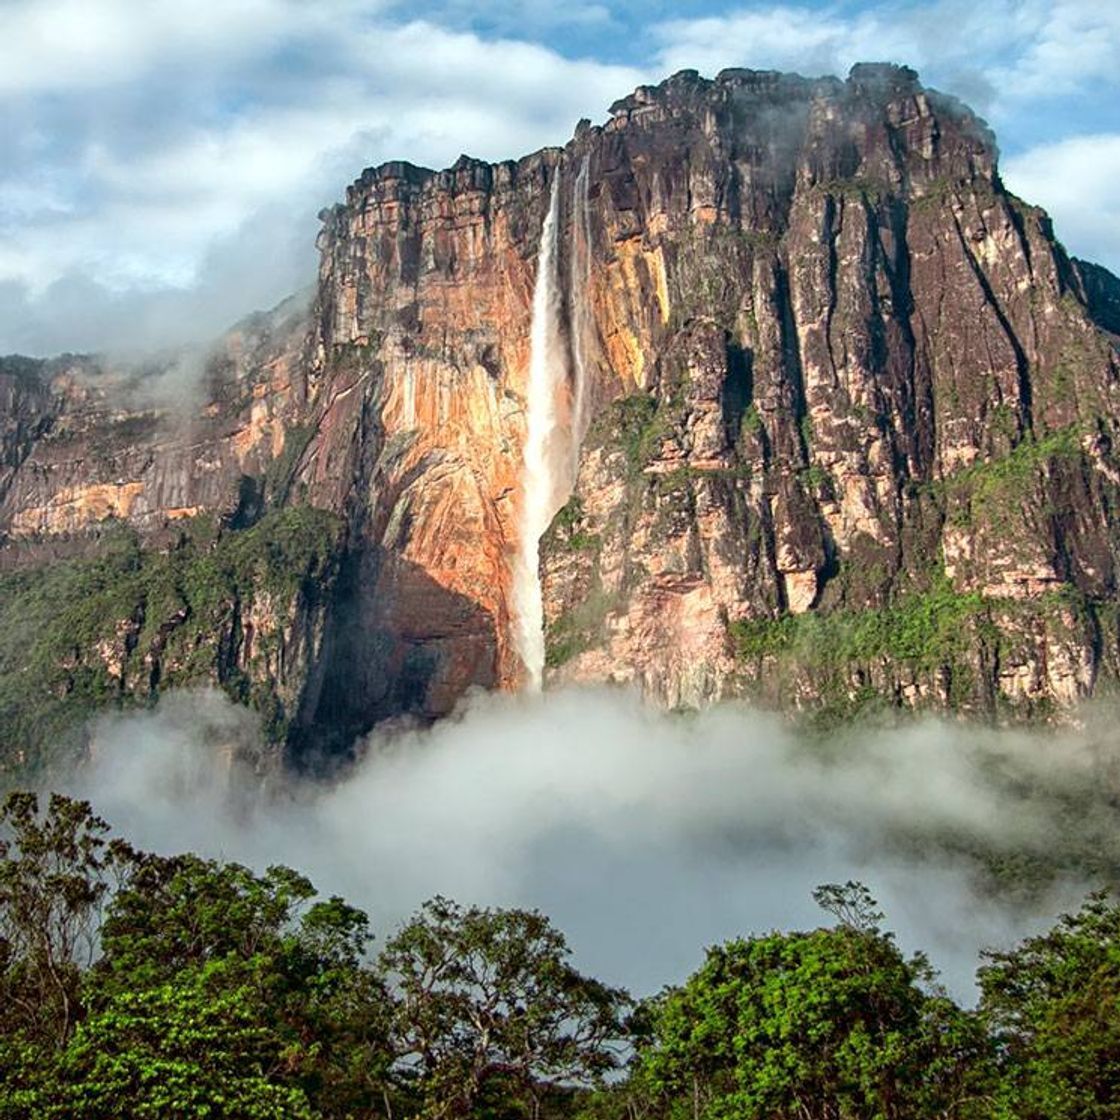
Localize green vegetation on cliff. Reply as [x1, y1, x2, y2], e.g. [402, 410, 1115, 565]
[544, 587, 619, 671]
[587, 391, 666, 476]
[729, 579, 1098, 724]
[545, 496, 601, 555]
[0, 506, 345, 778]
[730, 577, 993, 669]
[944, 426, 1083, 528]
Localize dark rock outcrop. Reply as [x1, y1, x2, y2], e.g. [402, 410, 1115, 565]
[535, 66, 1120, 722]
[3, 63, 1120, 774]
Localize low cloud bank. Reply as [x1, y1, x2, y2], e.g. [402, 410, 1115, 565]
[68, 687, 1120, 1001]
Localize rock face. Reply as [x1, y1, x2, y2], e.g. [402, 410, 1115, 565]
[305, 153, 558, 737]
[3, 63, 1120, 772]
[537, 65, 1120, 721]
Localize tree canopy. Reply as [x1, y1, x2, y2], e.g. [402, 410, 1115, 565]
[382, 896, 630, 1118]
[636, 883, 992, 1120]
[3, 792, 1120, 1119]
[979, 891, 1120, 1119]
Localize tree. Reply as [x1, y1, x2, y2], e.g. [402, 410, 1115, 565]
[1, 818, 397, 1120]
[639, 884, 992, 1120]
[34, 964, 318, 1119]
[95, 854, 342, 990]
[382, 896, 631, 1119]
[812, 881, 885, 932]
[90, 852, 396, 1118]
[979, 890, 1120, 1119]
[0, 792, 133, 1048]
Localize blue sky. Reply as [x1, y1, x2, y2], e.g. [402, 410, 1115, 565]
[1, 0, 1117, 355]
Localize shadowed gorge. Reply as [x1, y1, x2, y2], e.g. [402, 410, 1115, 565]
[2, 63, 1120, 776]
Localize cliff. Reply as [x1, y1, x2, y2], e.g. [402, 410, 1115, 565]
[536, 65, 1120, 721]
[2, 62, 1120, 775]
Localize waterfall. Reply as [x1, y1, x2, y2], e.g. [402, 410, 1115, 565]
[569, 154, 594, 473]
[512, 168, 568, 690]
[402, 366, 415, 427]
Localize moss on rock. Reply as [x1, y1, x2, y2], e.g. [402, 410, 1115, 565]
[0, 506, 346, 780]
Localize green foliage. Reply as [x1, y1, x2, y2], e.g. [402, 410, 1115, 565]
[728, 575, 1007, 726]
[812, 880, 885, 932]
[381, 896, 630, 1119]
[328, 337, 382, 377]
[589, 392, 664, 476]
[544, 627, 589, 671]
[730, 576, 992, 671]
[969, 427, 1079, 500]
[544, 586, 620, 670]
[39, 971, 319, 1119]
[799, 411, 814, 449]
[6, 792, 1120, 1120]
[801, 462, 830, 492]
[97, 857, 316, 990]
[0, 792, 133, 1050]
[0, 506, 345, 777]
[739, 402, 763, 438]
[946, 426, 1082, 529]
[637, 885, 993, 1120]
[264, 424, 316, 505]
[979, 891, 1120, 1119]
[1, 795, 395, 1120]
[909, 175, 967, 213]
[91, 853, 391, 1118]
[669, 226, 772, 331]
[545, 496, 600, 554]
[815, 176, 892, 205]
[0, 355, 48, 386]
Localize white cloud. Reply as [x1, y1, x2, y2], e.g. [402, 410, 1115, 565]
[71, 687, 1117, 1001]
[1001, 1, 1120, 99]
[0, 0, 325, 94]
[651, 0, 1120, 114]
[1002, 134, 1120, 273]
[0, 7, 643, 351]
[1, 28, 637, 293]
[1, 0, 1117, 355]
[652, 6, 917, 82]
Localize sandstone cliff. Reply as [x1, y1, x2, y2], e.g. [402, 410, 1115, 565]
[3, 63, 1120, 774]
[536, 65, 1120, 722]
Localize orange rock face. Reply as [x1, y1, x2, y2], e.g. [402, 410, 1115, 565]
[301, 153, 563, 712]
[4, 63, 1120, 745]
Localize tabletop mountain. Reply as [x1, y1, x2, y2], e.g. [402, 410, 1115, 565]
[3, 63, 1119, 775]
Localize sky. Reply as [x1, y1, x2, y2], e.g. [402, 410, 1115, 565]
[1, 0, 1118, 355]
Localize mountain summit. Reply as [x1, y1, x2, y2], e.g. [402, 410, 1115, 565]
[2, 64, 1119, 774]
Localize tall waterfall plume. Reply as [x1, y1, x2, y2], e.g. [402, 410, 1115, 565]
[512, 168, 569, 689]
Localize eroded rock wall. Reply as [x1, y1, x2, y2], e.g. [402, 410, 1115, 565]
[539, 65, 1120, 721]
[301, 153, 560, 731]
[3, 62, 1120, 763]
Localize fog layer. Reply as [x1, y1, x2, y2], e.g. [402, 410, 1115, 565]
[70, 687, 1120, 1001]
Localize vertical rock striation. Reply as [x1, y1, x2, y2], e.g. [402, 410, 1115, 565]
[535, 65, 1120, 720]
[3, 63, 1120, 769]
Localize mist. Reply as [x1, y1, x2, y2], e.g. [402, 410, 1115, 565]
[0, 214, 317, 360]
[66, 686, 1120, 1003]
